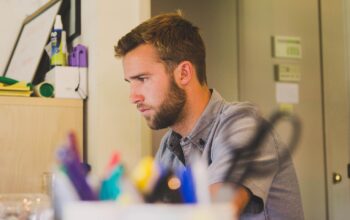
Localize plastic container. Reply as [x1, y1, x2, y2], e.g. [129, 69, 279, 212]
[51, 15, 67, 66]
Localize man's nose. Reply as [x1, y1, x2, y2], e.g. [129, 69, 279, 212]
[129, 86, 144, 104]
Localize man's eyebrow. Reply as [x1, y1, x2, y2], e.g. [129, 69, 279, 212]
[124, 73, 149, 82]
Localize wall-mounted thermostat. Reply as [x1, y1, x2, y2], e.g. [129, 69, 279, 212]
[272, 36, 302, 59]
[274, 64, 301, 82]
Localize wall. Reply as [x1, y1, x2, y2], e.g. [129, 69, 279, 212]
[80, 0, 151, 175]
[238, 0, 326, 219]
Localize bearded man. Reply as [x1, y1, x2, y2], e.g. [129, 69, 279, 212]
[114, 12, 304, 220]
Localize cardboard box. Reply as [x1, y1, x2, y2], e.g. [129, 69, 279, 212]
[45, 66, 87, 99]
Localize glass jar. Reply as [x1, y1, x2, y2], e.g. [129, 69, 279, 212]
[0, 193, 53, 220]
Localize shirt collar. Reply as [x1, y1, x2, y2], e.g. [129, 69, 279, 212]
[169, 89, 225, 150]
[166, 131, 185, 164]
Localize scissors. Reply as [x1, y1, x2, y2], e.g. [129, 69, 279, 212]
[223, 110, 302, 185]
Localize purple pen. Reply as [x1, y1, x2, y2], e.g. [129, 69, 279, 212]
[68, 132, 81, 162]
[57, 147, 97, 201]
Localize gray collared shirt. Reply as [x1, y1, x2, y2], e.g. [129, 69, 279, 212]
[156, 89, 304, 220]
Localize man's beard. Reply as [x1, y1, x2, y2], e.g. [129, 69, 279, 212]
[146, 76, 186, 130]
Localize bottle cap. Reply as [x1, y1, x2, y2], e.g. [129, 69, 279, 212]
[54, 15, 63, 30]
[34, 82, 54, 97]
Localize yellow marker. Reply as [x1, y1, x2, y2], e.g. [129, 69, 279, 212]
[131, 156, 159, 194]
[279, 103, 294, 113]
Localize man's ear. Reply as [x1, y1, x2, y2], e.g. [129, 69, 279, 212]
[175, 61, 194, 86]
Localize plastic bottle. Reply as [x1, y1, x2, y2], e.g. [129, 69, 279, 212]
[51, 15, 67, 66]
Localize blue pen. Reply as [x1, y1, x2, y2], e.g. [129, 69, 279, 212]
[178, 166, 197, 204]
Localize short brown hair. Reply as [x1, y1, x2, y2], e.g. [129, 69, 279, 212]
[115, 12, 207, 85]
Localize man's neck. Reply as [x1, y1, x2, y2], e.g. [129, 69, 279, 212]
[171, 86, 211, 137]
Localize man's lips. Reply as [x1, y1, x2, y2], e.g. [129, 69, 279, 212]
[137, 104, 151, 113]
[138, 108, 150, 113]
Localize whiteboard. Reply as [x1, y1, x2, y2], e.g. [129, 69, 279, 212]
[4, 0, 62, 83]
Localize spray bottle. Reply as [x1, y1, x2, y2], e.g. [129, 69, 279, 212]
[51, 15, 67, 66]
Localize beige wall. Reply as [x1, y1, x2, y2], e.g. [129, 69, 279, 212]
[81, 0, 151, 175]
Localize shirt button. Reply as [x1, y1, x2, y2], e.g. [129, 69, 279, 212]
[199, 138, 205, 146]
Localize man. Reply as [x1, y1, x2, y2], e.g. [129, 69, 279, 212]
[115, 12, 304, 219]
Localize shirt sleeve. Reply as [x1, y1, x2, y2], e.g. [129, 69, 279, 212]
[207, 105, 279, 212]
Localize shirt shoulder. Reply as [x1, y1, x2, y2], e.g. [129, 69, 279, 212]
[220, 101, 261, 121]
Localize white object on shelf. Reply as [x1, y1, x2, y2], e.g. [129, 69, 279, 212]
[45, 66, 87, 99]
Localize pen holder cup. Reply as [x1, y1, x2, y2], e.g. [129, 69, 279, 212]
[63, 202, 235, 220]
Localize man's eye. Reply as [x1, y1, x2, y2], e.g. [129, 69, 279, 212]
[138, 77, 148, 82]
